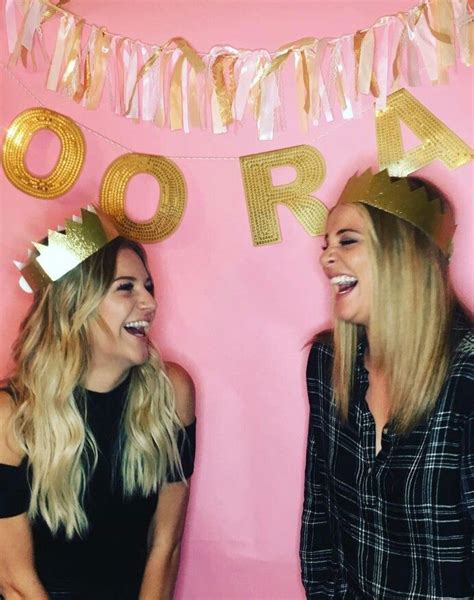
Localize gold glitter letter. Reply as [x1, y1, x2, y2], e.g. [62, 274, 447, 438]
[100, 153, 187, 243]
[2, 107, 85, 199]
[376, 89, 473, 176]
[240, 145, 327, 246]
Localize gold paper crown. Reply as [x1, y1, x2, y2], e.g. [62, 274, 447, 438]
[337, 169, 456, 256]
[15, 206, 120, 293]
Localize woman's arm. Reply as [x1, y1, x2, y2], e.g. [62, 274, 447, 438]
[0, 392, 48, 600]
[138, 480, 191, 600]
[299, 418, 335, 598]
[0, 514, 49, 600]
[300, 344, 337, 599]
[138, 363, 196, 600]
[459, 377, 474, 591]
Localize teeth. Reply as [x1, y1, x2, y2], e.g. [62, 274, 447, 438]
[330, 275, 358, 286]
[124, 320, 149, 330]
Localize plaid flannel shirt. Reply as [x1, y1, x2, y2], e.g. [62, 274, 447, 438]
[300, 313, 474, 599]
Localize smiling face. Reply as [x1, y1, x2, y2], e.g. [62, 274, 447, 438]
[88, 247, 157, 387]
[320, 203, 372, 327]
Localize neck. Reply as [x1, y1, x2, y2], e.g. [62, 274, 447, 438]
[84, 365, 130, 393]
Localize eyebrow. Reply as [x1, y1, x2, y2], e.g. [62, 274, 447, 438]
[113, 276, 153, 283]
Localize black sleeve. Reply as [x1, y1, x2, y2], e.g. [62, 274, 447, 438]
[300, 343, 337, 598]
[167, 420, 196, 483]
[0, 459, 30, 518]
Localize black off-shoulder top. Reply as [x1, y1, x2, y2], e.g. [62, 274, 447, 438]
[0, 375, 196, 600]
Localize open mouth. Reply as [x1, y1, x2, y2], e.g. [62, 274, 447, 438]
[330, 275, 358, 295]
[123, 320, 150, 338]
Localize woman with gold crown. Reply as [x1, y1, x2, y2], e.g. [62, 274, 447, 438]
[300, 171, 473, 599]
[0, 207, 196, 600]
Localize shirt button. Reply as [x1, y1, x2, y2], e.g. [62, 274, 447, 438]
[367, 467, 372, 475]
[383, 427, 389, 435]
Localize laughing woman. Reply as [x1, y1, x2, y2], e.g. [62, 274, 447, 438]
[300, 171, 473, 599]
[0, 208, 196, 600]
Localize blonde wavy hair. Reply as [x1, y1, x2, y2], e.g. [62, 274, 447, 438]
[7, 237, 184, 539]
[332, 178, 456, 434]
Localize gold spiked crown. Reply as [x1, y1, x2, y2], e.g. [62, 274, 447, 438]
[337, 169, 456, 257]
[15, 206, 120, 293]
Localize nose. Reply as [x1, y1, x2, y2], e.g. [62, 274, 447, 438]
[320, 244, 337, 268]
[138, 287, 157, 312]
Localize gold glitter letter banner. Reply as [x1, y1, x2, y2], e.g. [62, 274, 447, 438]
[100, 153, 187, 243]
[376, 88, 474, 176]
[240, 145, 327, 246]
[2, 107, 85, 199]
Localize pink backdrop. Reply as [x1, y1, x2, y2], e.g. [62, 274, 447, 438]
[0, 2, 473, 598]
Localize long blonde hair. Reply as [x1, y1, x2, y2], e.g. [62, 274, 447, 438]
[332, 179, 455, 434]
[7, 238, 184, 538]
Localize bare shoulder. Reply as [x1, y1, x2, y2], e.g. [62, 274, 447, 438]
[165, 362, 196, 426]
[0, 389, 16, 428]
[0, 389, 23, 465]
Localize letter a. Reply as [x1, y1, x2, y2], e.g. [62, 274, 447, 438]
[376, 88, 473, 176]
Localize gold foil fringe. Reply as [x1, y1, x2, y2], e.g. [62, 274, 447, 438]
[7, 0, 474, 139]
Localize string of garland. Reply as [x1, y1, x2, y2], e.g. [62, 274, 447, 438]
[5, 0, 474, 140]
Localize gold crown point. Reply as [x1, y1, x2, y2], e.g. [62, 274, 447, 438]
[33, 241, 47, 255]
[339, 168, 373, 205]
[65, 218, 82, 234]
[48, 229, 69, 248]
[83, 208, 103, 227]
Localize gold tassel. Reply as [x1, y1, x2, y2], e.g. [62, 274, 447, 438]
[211, 54, 237, 127]
[125, 48, 161, 116]
[170, 54, 186, 130]
[84, 27, 112, 109]
[154, 50, 172, 128]
[428, 0, 455, 84]
[253, 37, 316, 87]
[188, 66, 202, 129]
[354, 29, 379, 97]
[59, 18, 85, 99]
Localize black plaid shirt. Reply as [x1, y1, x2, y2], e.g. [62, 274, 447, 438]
[300, 313, 474, 599]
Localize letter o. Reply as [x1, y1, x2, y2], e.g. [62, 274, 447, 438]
[100, 153, 187, 243]
[2, 107, 85, 199]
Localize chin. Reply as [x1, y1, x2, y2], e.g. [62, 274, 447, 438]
[335, 311, 367, 326]
[131, 351, 150, 366]
[335, 308, 354, 322]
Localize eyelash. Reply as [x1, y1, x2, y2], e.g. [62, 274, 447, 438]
[117, 282, 155, 294]
[117, 282, 134, 292]
[321, 238, 357, 250]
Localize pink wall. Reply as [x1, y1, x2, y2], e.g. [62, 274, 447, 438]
[1, 2, 473, 598]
